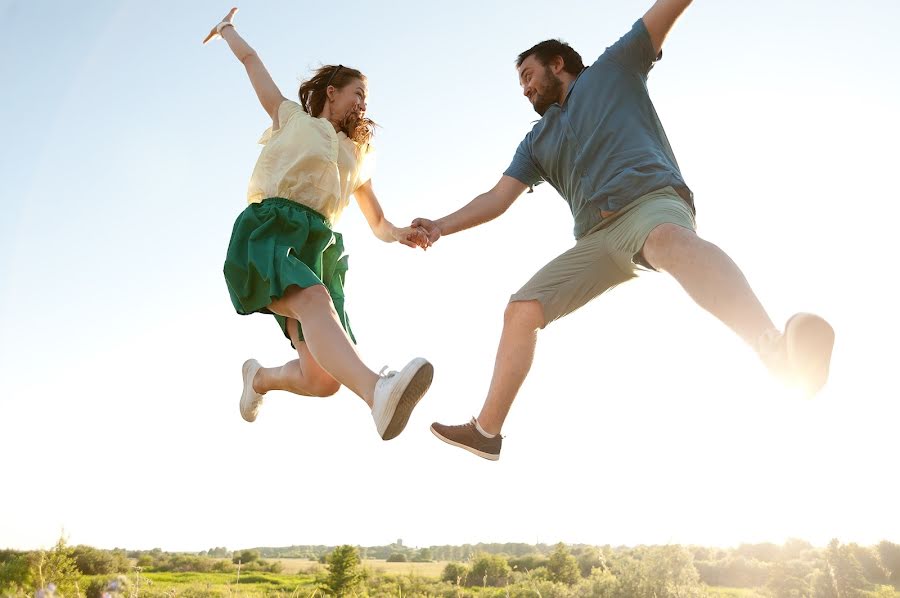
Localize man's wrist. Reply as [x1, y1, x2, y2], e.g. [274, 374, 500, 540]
[216, 22, 235, 35]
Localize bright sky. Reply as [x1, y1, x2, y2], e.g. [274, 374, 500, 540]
[1, 0, 898, 553]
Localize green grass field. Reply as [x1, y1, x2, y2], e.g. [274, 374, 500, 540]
[274, 558, 448, 578]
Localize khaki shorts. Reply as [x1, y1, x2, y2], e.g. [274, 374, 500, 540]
[510, 186, 696, 326]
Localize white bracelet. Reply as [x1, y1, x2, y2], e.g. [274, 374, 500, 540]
[216, 21, 234, 34]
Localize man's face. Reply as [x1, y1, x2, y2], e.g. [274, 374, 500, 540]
[518, 55, 563, 116]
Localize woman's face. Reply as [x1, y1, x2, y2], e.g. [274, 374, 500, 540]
[329, 78, 368, 124]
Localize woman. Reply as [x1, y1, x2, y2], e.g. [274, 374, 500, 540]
[204, 8, 433, 440]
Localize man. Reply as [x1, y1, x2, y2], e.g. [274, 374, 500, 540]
[412, 0, 835, 461]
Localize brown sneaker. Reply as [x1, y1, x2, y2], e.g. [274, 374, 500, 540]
[760, 313, 835, 397]
[431, 418, 502, 461]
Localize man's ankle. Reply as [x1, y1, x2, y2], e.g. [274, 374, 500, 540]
[474, 418, 498, 438]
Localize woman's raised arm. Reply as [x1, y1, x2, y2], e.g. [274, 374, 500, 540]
[204, 8, 287, 125]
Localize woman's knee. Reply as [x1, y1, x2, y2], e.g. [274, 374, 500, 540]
[280, 284, 333, 319]
[308, 374, 341, 397]
[504, 300, 545, 330]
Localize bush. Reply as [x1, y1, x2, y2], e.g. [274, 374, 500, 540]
[0, 552, 32, 594]
[441, 562, 469, 585]
[386, 553, 407, 563]
[467, 553, 511, 587]
[233, 549, 260, 564]
[84, 575, 131, 598]
[509, 554, 549, 573]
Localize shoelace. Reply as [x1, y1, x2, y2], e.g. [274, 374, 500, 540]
[378, 366, 397, 378]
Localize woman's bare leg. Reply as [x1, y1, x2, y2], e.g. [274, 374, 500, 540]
[254, 320, 342, 397]
[268, 285, 379, 406]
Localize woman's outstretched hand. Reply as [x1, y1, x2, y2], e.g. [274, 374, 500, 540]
[203, 7, 238, 44]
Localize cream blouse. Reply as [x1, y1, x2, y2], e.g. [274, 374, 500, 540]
[246, 100, 374, 225]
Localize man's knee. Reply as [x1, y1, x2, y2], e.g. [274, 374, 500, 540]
[641, 223, 697, 271]
[504, 300, 545, 330]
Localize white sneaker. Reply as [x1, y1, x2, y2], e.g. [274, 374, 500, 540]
[240, 359, 265, 422]
[372, 358, 434, 440]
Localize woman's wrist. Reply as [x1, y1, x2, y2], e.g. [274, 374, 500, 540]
[216, 21, 234, 35]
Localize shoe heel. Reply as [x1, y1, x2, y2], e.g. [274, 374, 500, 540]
[383, 360, 433, 440]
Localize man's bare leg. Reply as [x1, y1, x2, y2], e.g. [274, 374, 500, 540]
[642, 223, 834, 394]
[641, 223, 775, 348]
[476, 300, 545, 435]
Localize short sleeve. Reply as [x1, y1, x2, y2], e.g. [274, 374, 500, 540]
[503, 135, 543, 190]
[257, 100, 306, 144]
[354, 143, 376, 192]
[600, 19, 661, 77]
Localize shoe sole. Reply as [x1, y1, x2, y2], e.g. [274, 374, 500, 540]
[381, 359, 434, 440]
[430, 425, 500, 461]
[785, 313, 835, 396]
[240, 359, 261, 422]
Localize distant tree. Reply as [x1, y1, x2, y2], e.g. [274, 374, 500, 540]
[640, 545, 702, 598]
[386, 552, 407, 562]
[547, 543, 580, 585]
[412, 548, 433, 562]
[814, 539, 868, 598]
[584, 567, 618, 598]
[467, 552, 511, 587]
[508, 554, 548, 573]
[71, 545, 124, 575]
[737, 543, 782, 563]
[575, 546, 605, 577]
[783, 539, 814, 561]
[878, 541, 900, 583]
[609, 545, 703, 598]
[847, 543, 887, 584]
[321, 545, 362, 597]
[767, 561, 810, 598]
[233, 549, 260, 564]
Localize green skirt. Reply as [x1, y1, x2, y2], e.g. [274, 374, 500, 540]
[224, 197, 355, 346]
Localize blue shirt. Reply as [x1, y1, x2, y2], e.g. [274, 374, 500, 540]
[504, 19, 694, 239]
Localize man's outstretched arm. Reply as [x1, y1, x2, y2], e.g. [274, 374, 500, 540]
[412, 176, 528, 245]
[642, 0, 693, 55]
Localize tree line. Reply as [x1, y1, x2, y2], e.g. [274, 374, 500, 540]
[2, 537, 899, 597]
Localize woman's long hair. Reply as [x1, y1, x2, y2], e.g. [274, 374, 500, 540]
[299, 65, 376, 146]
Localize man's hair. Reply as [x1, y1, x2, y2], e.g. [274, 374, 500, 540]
[516, 39, 585, 75]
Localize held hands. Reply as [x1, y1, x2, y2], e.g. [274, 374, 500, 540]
[410, 218, 441, 248]
[203, 7, 238, 44]
[394, 225, 431, 249]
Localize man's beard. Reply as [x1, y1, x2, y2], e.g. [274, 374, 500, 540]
[532, 69, 563, 116]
